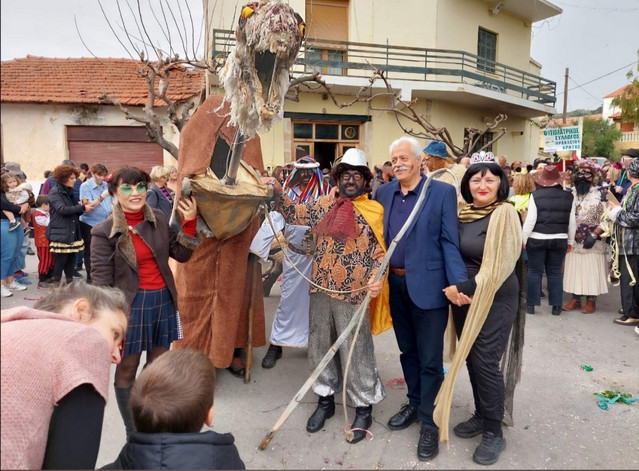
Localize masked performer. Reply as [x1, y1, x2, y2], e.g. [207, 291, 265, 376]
[171, 95, 266, 378]
[250, 156, 328, 368]
[561, 161, 608, 314]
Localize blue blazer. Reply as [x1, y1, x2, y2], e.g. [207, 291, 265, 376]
[376, 177, 468, 310]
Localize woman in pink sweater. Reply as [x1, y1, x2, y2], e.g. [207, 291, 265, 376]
[1, 282, 128, 470]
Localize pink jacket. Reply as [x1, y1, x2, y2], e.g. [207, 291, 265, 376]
[1, 307, 111, 470]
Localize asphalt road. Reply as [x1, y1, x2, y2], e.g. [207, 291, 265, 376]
[3, 250, 638, 469]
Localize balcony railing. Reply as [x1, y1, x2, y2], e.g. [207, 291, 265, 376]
[212, 29, 556, 106]
[620, 131, 639, 143]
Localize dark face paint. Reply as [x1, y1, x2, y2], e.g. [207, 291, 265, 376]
[338, 171, 367, 199]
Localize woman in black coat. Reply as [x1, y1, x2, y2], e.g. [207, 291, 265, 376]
[47, 165, 98, 285]
[145, 166, 174, 220]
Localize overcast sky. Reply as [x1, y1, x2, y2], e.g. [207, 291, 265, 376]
[2, 0, 637, 113]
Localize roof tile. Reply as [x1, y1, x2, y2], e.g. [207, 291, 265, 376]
[1, 56, 203, 106]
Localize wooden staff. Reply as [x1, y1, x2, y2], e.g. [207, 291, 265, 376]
[245, 253, 258, 383]
[258, 168, 454, 450]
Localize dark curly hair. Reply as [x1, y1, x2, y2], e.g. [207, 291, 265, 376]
[107, 166, 151, 196]
[460, 162, 510, 204]
[52, 165, 80, 185]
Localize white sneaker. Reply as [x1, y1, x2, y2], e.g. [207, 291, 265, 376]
[1, 285, 13, 297]
[7, 281, 27, 292]
[635, 326, 639, 336]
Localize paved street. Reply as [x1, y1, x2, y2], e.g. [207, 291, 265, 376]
[3, 251, 638, 469]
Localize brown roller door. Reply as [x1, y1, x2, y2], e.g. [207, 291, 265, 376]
[67, 126, 164, 173]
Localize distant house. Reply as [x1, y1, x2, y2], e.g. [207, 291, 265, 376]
[1, 56, 203, 179]
[603, 84, 639, 151]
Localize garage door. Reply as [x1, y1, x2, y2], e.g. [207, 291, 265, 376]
[67, 126, 164, 173]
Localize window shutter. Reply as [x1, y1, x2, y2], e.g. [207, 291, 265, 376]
[305, 0, 348, 44]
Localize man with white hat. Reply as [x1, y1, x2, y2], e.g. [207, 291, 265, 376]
[268, 148, 390, 444]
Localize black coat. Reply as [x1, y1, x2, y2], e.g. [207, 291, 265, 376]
[101, 430, 246, 470]
[146, 184, 174, 220]
[47, 184, 85, 244]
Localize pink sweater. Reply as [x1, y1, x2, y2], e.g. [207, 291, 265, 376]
[1, 307, 111, 470]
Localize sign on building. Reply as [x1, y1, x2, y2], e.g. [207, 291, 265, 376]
[543, 126, 582, 152]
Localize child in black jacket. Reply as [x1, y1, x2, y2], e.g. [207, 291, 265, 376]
[102, 349, 245, 470]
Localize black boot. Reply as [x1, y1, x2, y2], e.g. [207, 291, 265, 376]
[473, 431, 506, 465]
[261, 344, 282, 369]
[306, 395, 335, 433]
[114, 385, 135, 438]
[347, 405, 373, 444]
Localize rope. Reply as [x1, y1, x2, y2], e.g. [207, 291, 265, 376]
[261, 169, 461, 297]
[262, 203, 368, 295]
[258, 168, 459, 450]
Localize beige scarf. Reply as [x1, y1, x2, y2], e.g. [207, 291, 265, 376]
[434, 202, 522, 443]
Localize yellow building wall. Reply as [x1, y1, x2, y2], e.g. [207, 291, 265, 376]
[204, 0, 543, 168]
[1, 103, 179, 181]
[436, 0, 532, 72]
[253, 91, 539, 169]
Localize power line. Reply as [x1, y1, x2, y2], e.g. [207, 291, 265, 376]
[556, 60, 636, 96]
[568, 77, 603, 103]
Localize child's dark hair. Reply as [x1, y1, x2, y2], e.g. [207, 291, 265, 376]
[35, 195, 49, 207]
[130, 349, 216, 433]
[107, 166, 151, 196]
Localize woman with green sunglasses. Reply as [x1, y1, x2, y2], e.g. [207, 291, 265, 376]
[90, 166, 201, 438]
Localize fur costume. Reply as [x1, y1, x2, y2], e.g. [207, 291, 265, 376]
[220, 0, 305, 137]
[172, 95, 266, 368]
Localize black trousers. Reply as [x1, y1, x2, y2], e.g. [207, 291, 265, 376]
[53, 252, 76, 283]
[619, 253, 639, 319]
[451, 275, 518, 433]
[80, 221, 93, 281]
[388, 272, 448, 430]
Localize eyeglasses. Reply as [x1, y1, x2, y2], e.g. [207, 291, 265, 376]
[339, 171, 364, 182]
[118, 182, 148, 196]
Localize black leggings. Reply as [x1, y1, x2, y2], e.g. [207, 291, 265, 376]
[53, 252, 76, 283]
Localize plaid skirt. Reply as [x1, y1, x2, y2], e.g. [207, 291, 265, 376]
[124, 286, 183, 356]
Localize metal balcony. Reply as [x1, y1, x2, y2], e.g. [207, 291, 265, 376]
[212, 29, 556, 110]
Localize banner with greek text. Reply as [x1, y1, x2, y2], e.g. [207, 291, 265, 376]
[543, 126, 582, 152]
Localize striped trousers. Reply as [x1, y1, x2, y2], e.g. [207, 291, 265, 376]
[36, 246, 54, 279]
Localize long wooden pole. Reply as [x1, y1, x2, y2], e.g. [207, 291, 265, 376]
[258, 168, 455, 450]
[244, 253, 258, 383]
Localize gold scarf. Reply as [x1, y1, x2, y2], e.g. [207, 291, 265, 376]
[433, 202, 522, 443]
[351, 194, 392, 335]
[458, 200, 503, 224]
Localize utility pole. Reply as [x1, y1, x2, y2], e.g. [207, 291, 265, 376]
[562, 67, 569, 124]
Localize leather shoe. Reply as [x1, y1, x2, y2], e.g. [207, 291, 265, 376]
[387, 404, 418, 430]
[551, 305, 562, 316]
[526, 305, 535, 314]
[473, 431, 506, 465]
[581, 299, 596, 314]
[562, 299, 581, 311]
[347, 405, 372, 444]
[306, 395, 335, 433]
[453, 413, 483, 438]
[227, 356, 245, 378]
[417, 428, 439, 461]
[261, 344, 282, 368]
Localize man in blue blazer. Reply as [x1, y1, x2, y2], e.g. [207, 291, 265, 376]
[375, 137, 468, 461]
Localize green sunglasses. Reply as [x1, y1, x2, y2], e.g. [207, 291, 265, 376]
[118, 182, 148, 196]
